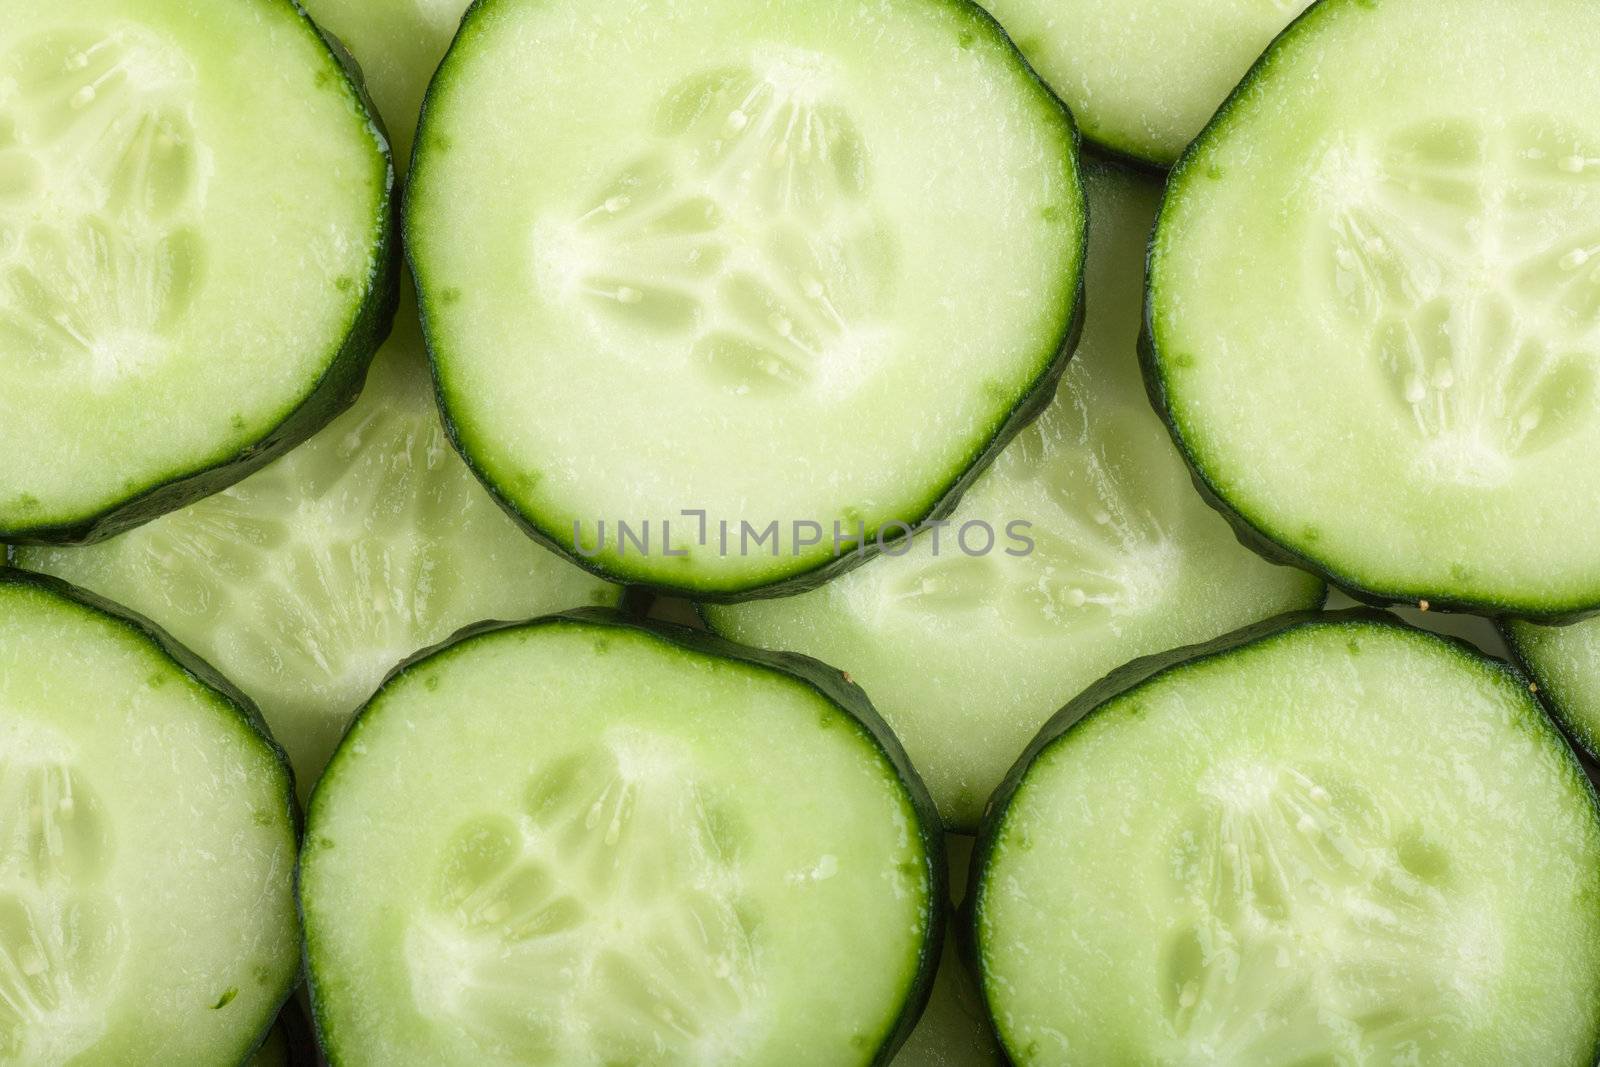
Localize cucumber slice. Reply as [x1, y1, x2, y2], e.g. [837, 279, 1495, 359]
[975, 0, 1313, 166]
[16, 302, 618, 801]
[706, 163, 1323, 829]
[1145, 0, 1600, 619]
[300, 611, 942, 1065]
[972, 612, 1600, 1065]
[0, 0, 396, 543]
[406, 0, 1085, 598]
[0, 569, 298, 1064]
[1504, 617, 1600, 760]
[298, 0, 470, 166]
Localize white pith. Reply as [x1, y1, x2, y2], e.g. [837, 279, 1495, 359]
[0, 26, 207, 390]
[404, 730, 767, 1064]
[1313, 116, 1600, 486]
[531, 50, 896, 400]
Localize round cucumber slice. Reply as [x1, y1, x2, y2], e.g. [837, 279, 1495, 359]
[1504, 616, 1600, 761]
[299, 0, 470, 167]
[975, 0, 1313, 166]
[406, 0, 1085, 598]
[973, 612, 1600, 1065]
[1146, 0, 1600, 619]
[16, 301, 617, 801]
[706, 163, 1322, 829]
[300, 611, 942, 1066]
[0, 0, 396, 543]
[0, 569, 298, 1065]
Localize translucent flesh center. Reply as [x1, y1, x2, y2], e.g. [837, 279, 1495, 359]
[1314, 115, 1600, 485]
[530, 51, 898, 398]
[1161, 762, 1481, 1063]
[0, 27, 207, 390]
[405, 732, 763, 1063]
[0, 732, 122, 1065]
[868, 404, 1184, 634]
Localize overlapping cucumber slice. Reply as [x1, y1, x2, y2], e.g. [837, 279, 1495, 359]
[973, 613, 1600, 1065]
[300, 612, 941, 1065]
[406, 0, 1084, 596]
[975, 0, 1313, 165]
[707, 163, 1321, 828]
[299, 0, 472, 165]
[0, 570, 298, 1065]
[0, 0, 394, 542]
[1145, 0, 1600, 618]
[17, 304, 617, 798]
[1505, 616, 1600, 760]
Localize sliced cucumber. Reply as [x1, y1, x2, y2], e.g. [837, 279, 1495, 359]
[1145, 0, 1600, 619]
[1504, 617, 1600, 760]
[0, 0, 395, 543]
[976, 0, 1313, 166]
[972, 612, 1600, 1065]
[0, 569, 298, 1065]
[301, 611, 941, 1065]
[406, 0, 1085, 597]
[299, 0, 470, 165]
[16, 301, 617, 800]
[707, 163, 1322, 829]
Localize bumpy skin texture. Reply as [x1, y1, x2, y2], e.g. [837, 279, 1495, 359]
[406, 0, 1087, 602]
[0, 566, 301, 1064]
[301, 607, 947, 1066]
[1138, 0, 1600, 623]
[1, 1, 399, 546]
[963, 608, 1600, 1063]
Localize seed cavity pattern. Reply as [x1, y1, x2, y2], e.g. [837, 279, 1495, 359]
[0, 754, 123, 1062]
[881, 401, 1181, 632]
[0, 27, 207, 389]
[534, 52, 897, 397]
[1161, 763, 1476, 1063]
[1316, 116, 1600, 484]
[406, 735, 763, 1062]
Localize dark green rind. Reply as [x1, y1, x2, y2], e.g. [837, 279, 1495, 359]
[0, 566, 302, 1067]
[405, 0, 1087, 602]
[963, 607, 1600, 1065]
[1139, 0, 1600, 624]
[1499, 621, 1600, 765]
[300, 607, 946, 1067]
[0, 0, 400, 547]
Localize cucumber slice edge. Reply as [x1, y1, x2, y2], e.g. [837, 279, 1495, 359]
[300, 606, 947, 1065]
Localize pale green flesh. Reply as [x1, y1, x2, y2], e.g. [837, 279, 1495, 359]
[301, 621, 932, 1066]
[708, 165, 1321, 829]
[18, 301, 617, 801]
[976, 0, 1312, 165]
[1508, 616, 1600, 758]
[408, 0, 1083, 593]
[0, 579, 298, 1066]
[0, 0, 388, 533]
[299, 0, 471, 166]
[1150, 0, 1600, 616]
[978, 619, 1600, 1065]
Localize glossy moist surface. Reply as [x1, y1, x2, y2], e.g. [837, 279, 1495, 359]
[1506, 616, 1600, 758]
[0, 576, 297, 1065]
[0, 0, 389, 535]
[708, 165, 1321, 828]
[976, 0, 1313, 165]
[1148, 0, 1600, 616]
[301, 619, 934, 1066]
[407, 0, 1083, 593]
[977, 618, 1600, 1065]
[18, 303, 616, 798]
